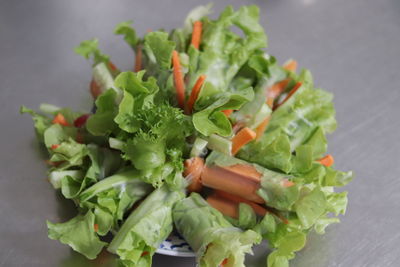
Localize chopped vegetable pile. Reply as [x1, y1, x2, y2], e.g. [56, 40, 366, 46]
[21, 4, 353, 267]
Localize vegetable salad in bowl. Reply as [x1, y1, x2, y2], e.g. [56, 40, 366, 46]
[21, 4, 353, 267]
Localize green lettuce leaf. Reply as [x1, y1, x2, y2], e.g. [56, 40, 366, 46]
[295, 187, 327, 229]
[86, 89, 118, 136]
[114, 21, 139, 49]
[143, 32, 175, 70]
[74, 39, 109, 66]
[79, 169, 152, 235]
[192, 82, 254, 136]
[173, 193, 261, 267]
[108, 186, 184, 267]
[21, 105, 52, 142]
[47, 210, 107, 259]
[187, 5, 267, 92]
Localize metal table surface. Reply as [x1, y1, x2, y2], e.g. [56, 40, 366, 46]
[1, 0, 399, 266]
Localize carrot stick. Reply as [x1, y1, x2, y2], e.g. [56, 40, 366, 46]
[51, 144, 59, 150]
[90, 79, 102, 99]
[266, 79, 290, 107]
[317, 154, 335, 167]
[94, 224, 99, 232]
[191, 21, 203, 49]
[201, 165, 264, 203]
[214, 190, 268, 217]
[231, 127, 256, 155]
[255, 116, 271, 141]
[52, 113, 69, 126]
[221, 259, 228, 267]
[108, 61, 118, 72]
[207, 195, 239, 218]
[185, 75, 206, 114]
[273, 82, 302, 111]
[222, 109, 233, 117]
[172, 50, 186, 109]
[283, 59, 298, 72]
[134, 45, 142, 72]
[281, 178, 295, 188]
[221, 164, 261, 183]
[183, 157, 204, 192]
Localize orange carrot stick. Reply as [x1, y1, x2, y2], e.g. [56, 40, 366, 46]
[108, 61, 118, 72]
[134, 45, 142, 72]
[266, 79, 290, 106]
[231, 127, 257, 155]
[317, 154, 335, 167]
[172, 50, 186, 109]
[94, 224, 99, 232]
[52, 113, 69, 126]
[273, 82, 302, 111]
[51, 144, 59, 150]
[207, 195, 239, 218]
[214, 190, 268, 217]
[222, 109, 233, 117]
[255, 116, 271, 141]
[281, 178, 295, 188]
[186, 75, 206, 114]
[90, 79, 102, 99]
[221, 164, 261, 183]
[283, 59, 298, 72]
[201, 165, 264, 203]
[191, 21, 203, 49]
[221, 259, 228, 267]
[183, 157, 204, 192]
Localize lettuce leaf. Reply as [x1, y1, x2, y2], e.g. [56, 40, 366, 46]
[173, 193, 261, 267]
[20, 106, 54, 142]
[187, 5, 267, 92]
[47, 210, 107, 259]
[114, 21, 139, 49]
[192, 81, 254, 136]
[86, 89, 118, 136]
[79, 169, 152, 235]
[74, 39, 109, 66]
[108, 186, 184, 267]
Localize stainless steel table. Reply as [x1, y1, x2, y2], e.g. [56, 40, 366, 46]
[1, 0, 399, 266]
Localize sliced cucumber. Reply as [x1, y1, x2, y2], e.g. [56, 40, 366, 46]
[207, 134, 232, 156]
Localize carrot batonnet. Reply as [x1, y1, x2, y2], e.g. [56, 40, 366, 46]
[266, 79, 290, 105]
[317, 154, 335, 167]
[231, 127, 257, 155]
[255, 116, 271, 141]
[221, 164, 261, 183]
[222, 109, 233, 117]
[90, 79, 102, 99]
[51, 144, 60, 150]
[207, 195, 239, 218]
[282, 178, 295, 188]
[283, 59, 298, 72]
[134, 45, 143, 72]
[191, 21, 203, 49]
[172, 50, 186, 109]
[52, 113, 69, 126]
[201, 164, 264, 203]
[183, 157, 204, 192]
[214, 190, 268, 217]
[108, 61, 118, 72]
[273, 82, 302, 111]
[186, 75, 206, 114]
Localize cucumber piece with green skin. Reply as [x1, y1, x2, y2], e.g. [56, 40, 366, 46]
[190, 137, 208, 158]
[207, 134, 232, 156]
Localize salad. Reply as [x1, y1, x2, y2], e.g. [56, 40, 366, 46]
[21, 4, 353, 267]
